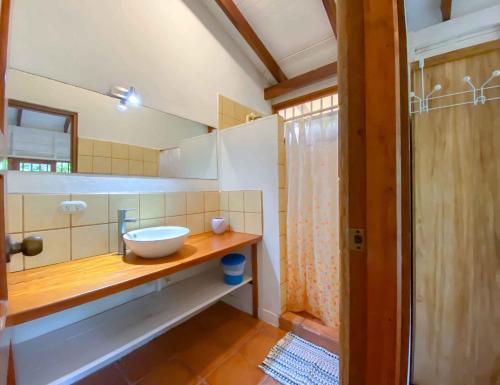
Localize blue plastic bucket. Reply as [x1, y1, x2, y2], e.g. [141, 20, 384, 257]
[221, 253, 246, 285]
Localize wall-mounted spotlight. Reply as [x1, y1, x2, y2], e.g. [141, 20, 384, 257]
[109, 85, 141, 111]
[116, 99, 128, 112]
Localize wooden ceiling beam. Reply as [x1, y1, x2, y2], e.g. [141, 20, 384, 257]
[215, 0, 287, 83]
[322, 0, 337, 38]
[441, 0, 452, 21]
[264, 62, 337, 100]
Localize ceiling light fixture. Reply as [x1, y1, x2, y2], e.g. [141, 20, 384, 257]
[116, 99, 128, 112]
[109, 85, 141, 111]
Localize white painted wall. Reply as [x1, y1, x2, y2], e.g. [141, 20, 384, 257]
[7, 70, 207, 150]
[9, 0, 271, 128]
[159, 132, 218, 179]
[407, 5, 500, 61]
[219, 115, 281, 325]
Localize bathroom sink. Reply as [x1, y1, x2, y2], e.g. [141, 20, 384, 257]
[123, 226, 190, 258]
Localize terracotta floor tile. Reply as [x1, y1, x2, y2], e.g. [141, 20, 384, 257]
[238, 330, 280, 367]
[190, 302, 252, 331]
[136, 358, 202, 385]
[209, 316, 261, 350]
[205, 353, 267, 385]
[73, 363, 128, 385]
[175, 334, 237, 377]
[258, 322, 287, 341]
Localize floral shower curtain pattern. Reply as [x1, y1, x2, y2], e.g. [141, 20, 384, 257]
[285, 110, 340, 328]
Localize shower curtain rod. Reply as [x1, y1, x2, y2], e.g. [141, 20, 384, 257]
[283, 106, 339, 123]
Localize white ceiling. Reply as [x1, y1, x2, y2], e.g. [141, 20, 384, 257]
[205, 0, 499, 88]
[405, 0, 500, 31]
[204, 0, 337, 82]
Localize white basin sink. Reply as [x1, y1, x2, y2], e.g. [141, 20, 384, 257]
[123, 226, 190, 258]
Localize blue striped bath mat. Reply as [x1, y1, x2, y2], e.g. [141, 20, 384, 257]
[259, 332, 340, 385]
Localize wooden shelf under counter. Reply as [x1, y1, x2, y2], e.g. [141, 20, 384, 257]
[7, 231, 261, 326]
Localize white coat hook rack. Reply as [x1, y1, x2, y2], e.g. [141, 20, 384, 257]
[411, 61, 500, 114]
[410, 58, 443, 113]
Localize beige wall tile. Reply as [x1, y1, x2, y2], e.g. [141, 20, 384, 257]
[186, 192, 204, 214]
[187, 213, 204, 235]
[140, 193, 165, 219]
[204, 191, 219, 212]
[279, 188, 287, 212]
[7, 233, 24, 272]
[93, 157, 112, 174]
[218, 113, 226, 129]
[280, 256, 287, 283]
[219, 114, 233, 130]
[143, 161, 158, 177]
[93, 140, 112, 157]
[112, 143, 129, 159]
[165, 192, 186, 216]
[228, 191, 244, 212]
[24, 228, 70, 269]
[219, 191, 229, 211]
[24, 194, 70, 231]
[219, 211, 230, 230]
[165, 215, 187, 227]
[244, 212, 262, 235]
[78, 138, 93, 156]
[280, 282, 287, 312]
[279, 211, 287, 236]
[109, 220, 139, 253]
[112, 158, 129, 175]
[71, 194, 108, 226]
[7, 194, 23, 233]
[143, 148, 159, 163]
[78, 155, 93, 173]
[220, 95, 234, 117]
[229, 212, 244, 232]
[204, 211, 219, 232]
[128, 146, 144, 161]
[234, 102, 247, 122]
[278, 138, 285, 165]
[279, 164, 286, 188]
[280, 235, 287, 260]
[140, 218, 165, 228]
[128, 160, 144, 176]
[109, 194, 139, 222]
[72, 224, 109, 260]
[244, 190, 262, 213]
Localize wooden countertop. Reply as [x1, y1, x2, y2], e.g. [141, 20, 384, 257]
[6, 232, 261, 326]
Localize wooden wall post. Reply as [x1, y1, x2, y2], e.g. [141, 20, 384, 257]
[338, 0, 410, 384]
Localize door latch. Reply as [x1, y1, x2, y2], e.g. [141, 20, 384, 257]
[349, 228, 365, 251]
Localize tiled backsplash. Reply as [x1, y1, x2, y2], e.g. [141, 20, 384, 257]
[218, 95, 263, 129]
[77, 138, 160, 177]
[7, 190, 262, 272]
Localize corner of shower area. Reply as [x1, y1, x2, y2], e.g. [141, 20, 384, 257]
[275, 92, 340, 353]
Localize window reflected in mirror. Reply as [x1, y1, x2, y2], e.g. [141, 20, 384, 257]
[7, 100, 77, 173]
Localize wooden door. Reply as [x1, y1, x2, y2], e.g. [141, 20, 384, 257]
[412, 47, 500, 385]
[0, 0, 10, 384]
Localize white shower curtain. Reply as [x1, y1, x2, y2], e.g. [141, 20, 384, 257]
[285, 110, 340, 328]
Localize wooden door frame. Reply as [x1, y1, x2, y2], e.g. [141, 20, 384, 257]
[338, 0, 411, 384]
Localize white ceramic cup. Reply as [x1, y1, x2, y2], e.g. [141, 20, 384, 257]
[211, 217, 227, 234]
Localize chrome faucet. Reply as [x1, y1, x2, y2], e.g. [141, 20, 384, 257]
[117, 209, 137, 256]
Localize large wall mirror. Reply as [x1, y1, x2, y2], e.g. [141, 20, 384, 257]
[5, 3, 219, 180]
